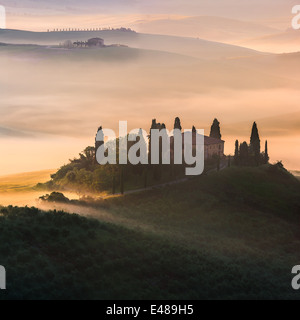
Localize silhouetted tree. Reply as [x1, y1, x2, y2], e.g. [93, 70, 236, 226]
[149, 119, 157, 163]
[136, 128, 147, 159]
[234, 140, 239, 165]
[210, 118, 222, 140]
[83, 146, 95, 160]
[250, 122, 261, 165]
[95, 126, 104, 152]
[264, 140, 269, 164]
[240, 142, 249, 165]
[174, 117, 182, 131]
[228, 156, 231, 168]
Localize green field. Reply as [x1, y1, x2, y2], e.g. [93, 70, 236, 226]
[0, 164, 300, 300]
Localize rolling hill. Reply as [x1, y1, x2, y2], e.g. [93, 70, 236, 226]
[133, 16, 279, 43]
[0, 29, 299, 175]
[240, 28, 300, 53]
[0, 164, 299, 300]
[0, 43, 287, 92]
[0, 29, 262, 60]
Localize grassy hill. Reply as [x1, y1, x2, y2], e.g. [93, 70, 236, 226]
[0, 164, 300, 300]
[0, 29, 262, 60]
[89, 164, 300, 255]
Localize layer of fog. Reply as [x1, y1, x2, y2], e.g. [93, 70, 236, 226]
[0, 45, 299, 175]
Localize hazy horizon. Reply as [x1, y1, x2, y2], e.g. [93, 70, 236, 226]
[2, 0, 300, 53]
[0, 1, 300, 175]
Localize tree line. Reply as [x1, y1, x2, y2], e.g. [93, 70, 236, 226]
[234, 122, 269, 167]
[48, 27, 135, 33]
[40, 118, 270, 196]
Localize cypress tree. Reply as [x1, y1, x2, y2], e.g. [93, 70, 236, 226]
[94, 126, 104, 164]
[95, 126, 104, 152]
[174, 117, 182, 131]
[137, 128, 147, 161]
[149, 119, 157, 164]
[234, 140, 239, 165]
[210, 119, 222, 140]
[250, 122, 261, 165]
[264, 140, 269, 164]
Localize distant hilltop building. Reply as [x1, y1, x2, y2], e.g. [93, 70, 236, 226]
[170, 131, 225, 160]
[204, 136, 225, 159]
[150, 118, 225, 160]
[71, 38, 128, 49]
[73, 38, 104, 48]
[195, 135, 225, 160]
[95, 118, 225, 162]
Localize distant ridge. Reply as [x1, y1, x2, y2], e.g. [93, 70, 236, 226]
[0, 28, 263, 60]
[133, 16, 280, 43]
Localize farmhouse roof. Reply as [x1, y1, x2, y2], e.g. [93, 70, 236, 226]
[170, 132, 224, 146]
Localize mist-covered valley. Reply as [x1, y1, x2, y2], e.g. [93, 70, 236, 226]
[0, 30, 300, 176]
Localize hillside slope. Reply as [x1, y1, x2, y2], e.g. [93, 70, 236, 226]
[240, 28, 300, 53]
[102, 164, 300, 249]
[0, 29, 262, 60]
[1, 164, 298, 299]
[133, 16, 279, 43]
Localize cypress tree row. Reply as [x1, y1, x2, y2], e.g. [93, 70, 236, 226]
[234, 122, 269, 167]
